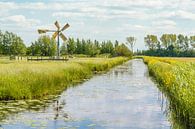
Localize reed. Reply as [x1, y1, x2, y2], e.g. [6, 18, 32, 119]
[143, 56, 195, 129]
[0, 57, 128, 100]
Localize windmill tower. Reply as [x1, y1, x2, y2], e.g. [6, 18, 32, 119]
[38, 21, 70, 57]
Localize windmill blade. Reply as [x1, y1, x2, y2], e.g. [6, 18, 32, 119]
[61, 23, 70, 31]
[38, 29, 49, 34]
[54, 21, 60, 30]
[60, 33, 67, 42]
[191, 43, 195, 47]
[52, 31, 58, 39]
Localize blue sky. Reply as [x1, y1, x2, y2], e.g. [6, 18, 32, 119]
[0, 0, 195, 50]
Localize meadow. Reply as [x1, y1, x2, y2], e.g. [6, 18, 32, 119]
[142, 56, 195, 129]
[0, 57, 129, 100]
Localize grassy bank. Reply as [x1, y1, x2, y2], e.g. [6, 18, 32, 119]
[0, 57, 129, 100]
[142, 56, 195, 129]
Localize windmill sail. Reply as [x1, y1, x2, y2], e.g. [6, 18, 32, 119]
[38, 29, 49, 34]
[61, 23, 70, 31]
[54, 21, 60, 30]
[52, 31, 58, 39]
[60, 33, 67, 41]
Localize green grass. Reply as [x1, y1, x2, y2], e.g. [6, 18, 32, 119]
[142, 56, 195, 129]
[0, 57, 129, 100]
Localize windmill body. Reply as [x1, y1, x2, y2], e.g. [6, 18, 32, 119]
[38, 21, 70, 58]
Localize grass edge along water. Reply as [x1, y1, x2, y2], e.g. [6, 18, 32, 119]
[142, 56, 195, 129]
[0, 57, 129, 100]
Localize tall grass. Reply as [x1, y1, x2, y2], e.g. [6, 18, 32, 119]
[0, 57, 128, 100]
[143, 56, 195, 129]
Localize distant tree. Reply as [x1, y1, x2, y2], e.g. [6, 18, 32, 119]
[85, 39, 92, 55]
[10, 36, 26, 55]
[177, 34, 189, 51]
[115, 44, 132, 57]
[190, 36, 195, 48]
[2, 31, 12, 55]
[144, 35, 158, 50]
[106, 40, 114, 54]
[184, 36, 189, 51]
[75, 38, 82, 54]
[67, 38, 75, 55]
[0, 31, 26, 55]
[140, 34, 195, 57]
[160, 34, 177, 49]
[115, 40, 119, 48]
[81, 39, 86, 54]
[28, 35, 56, 56]
[126, 36, 136, 53]
[60, 42, 67, 55]
[0, 31, 4, 54]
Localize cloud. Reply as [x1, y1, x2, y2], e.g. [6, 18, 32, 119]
[152, 20, 176, 26]
[177, 10, 195, 20]
[0, 15, 40, 27]
[52, 12, 84, 18]
[1, 0, 195, 50]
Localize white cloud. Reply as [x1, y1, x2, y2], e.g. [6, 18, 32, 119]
[0, 15, 40, 27]
[103, 0, 180, 9]
[1, 0, 195, 50]
[0, 2, 17, 11]
[152, 20, 177, 26]
[177, 10, 195, 20]
[52, 12, 84, 18]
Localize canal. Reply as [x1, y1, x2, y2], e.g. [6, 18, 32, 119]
[0, 59, 171, 129]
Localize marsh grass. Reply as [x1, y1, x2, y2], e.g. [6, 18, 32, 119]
[143, 56, 195, 129]
[0, 57, 128, 100]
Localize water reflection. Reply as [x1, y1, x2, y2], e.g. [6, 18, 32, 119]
[114, 62, 132, 77]
[0, 59, 174, 129]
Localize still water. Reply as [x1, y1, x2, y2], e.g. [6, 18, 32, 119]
[0, 59, 171, 129]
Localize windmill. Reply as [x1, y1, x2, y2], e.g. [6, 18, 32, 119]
[38, 21, 70, 57]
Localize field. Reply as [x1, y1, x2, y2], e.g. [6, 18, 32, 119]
[142, 56, 195, 129]
[0, 57, 129, 100]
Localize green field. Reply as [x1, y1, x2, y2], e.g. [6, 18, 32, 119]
[142, 56, 195, 129]
[0, 57, 129, 100]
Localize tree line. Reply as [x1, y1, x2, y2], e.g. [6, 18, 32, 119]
[60, 38, 132, 57]
[0, 30, 132, 57]
[137, 34, 195, 57]
[28, 36, 132, 57]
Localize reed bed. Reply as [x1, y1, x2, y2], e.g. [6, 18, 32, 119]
[143, 56, 195, 129]
[0, 57, 128, 100]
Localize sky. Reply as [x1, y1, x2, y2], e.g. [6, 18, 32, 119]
[0, 0, 195, 50]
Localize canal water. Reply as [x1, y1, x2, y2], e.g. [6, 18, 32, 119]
[0, 59, 171, 129]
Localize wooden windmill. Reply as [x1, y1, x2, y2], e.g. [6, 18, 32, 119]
[38, 21, 70, 57]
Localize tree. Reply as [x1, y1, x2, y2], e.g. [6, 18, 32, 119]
[75, 38, 82, 54]
[115, 40, 119, 48]
[144, 35, 158, 50]
[0, 31, 26, 55]
[184, 36, 189, 51]
[106, 40, 114, 55]
[10, 37, 26, 55]
[126, 36, 136, 53]
[67, 38, 75, 55]
[160, 34, 177, 49]
[177, 34, 189, 51]
[60, 42, 67, 55]
[115, 44, 132, 57]
[190, 36, 195, 48]
[28, 35, 56, 56]
[141, 34, 195, 57]
[0, 31, 4, 55]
